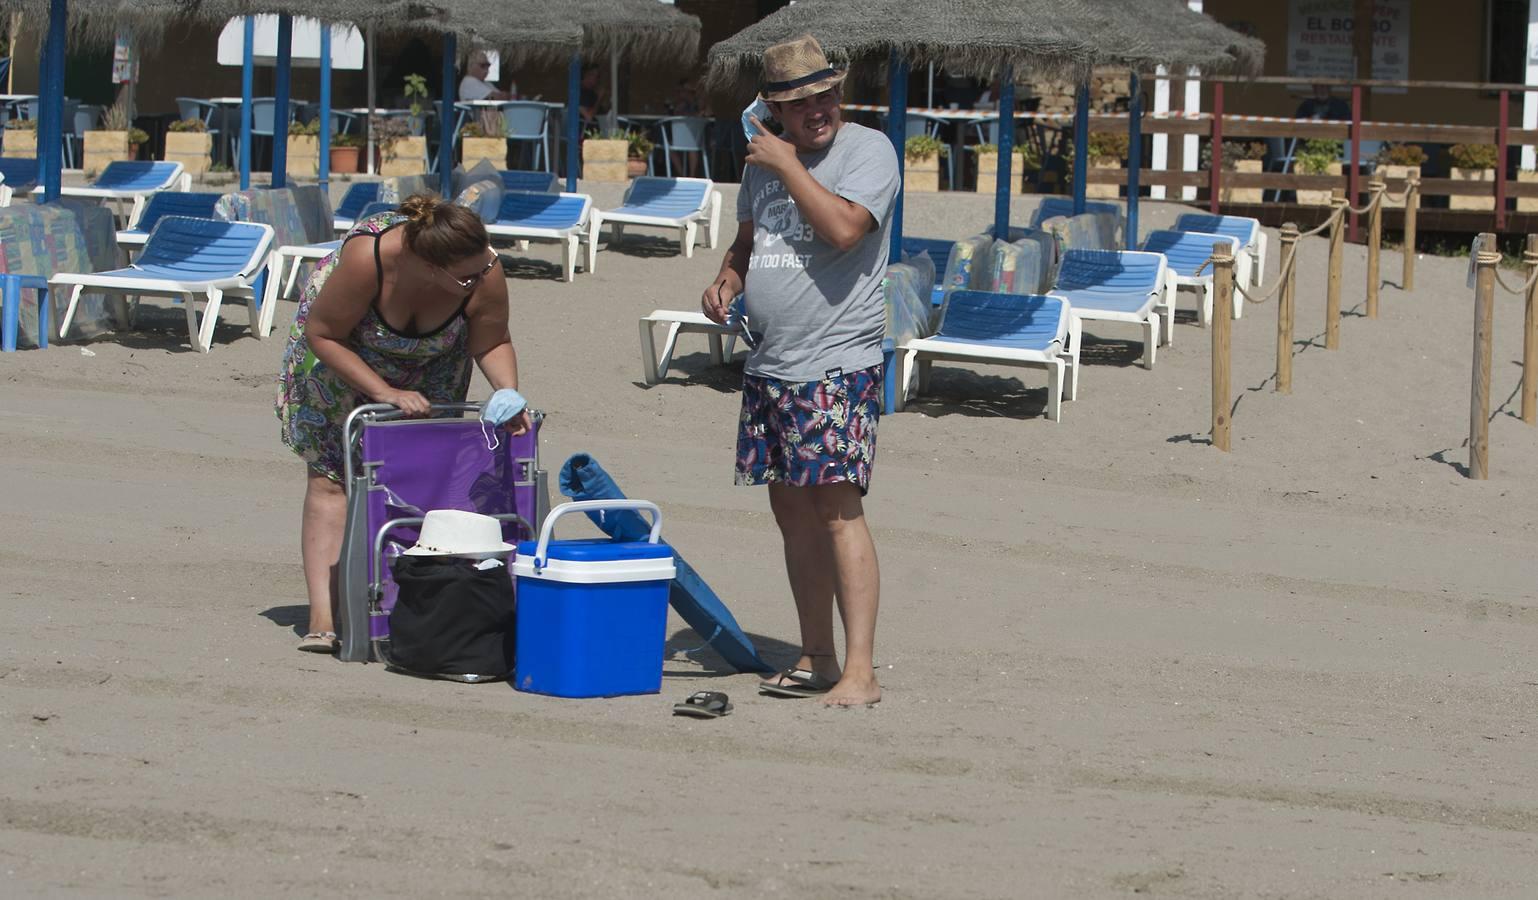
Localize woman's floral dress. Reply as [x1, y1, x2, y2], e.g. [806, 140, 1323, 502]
[276, 212, 472, 482]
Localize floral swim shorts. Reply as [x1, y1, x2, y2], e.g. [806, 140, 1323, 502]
[734, 364, 882, 494]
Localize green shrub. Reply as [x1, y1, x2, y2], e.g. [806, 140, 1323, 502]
[1295, 139, 1342, 175]
[168, 118, 207, 133]
[904, 134, 947, 161]
[1376, 143, 1427, 167]
[1448, 143, 1498, 170]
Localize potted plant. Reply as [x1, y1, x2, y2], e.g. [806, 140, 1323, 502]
[625, 130, 654, 178]
[1085, 132, 1128, 198]
[404, 73, 430, 136]
[163, 117, 211, 175]
[1448, 143, 1498, 211]
[286, 118, 322, 177]
[461, 109, 506, 169]
[85, 100, 132, 172]
[970, 143, 1038, 195]
[582, 128, 630, 182]
[127, 126, 149, 160]
[373, 114, 425, 176]
[1203, 140, 1267, 203]
[1294, 139, 1343, 206]
[904, 134, 946, 192]
[1371, 143, 1426, 210]
[329, 132, 363, 174]
[2, 117, 37, 158]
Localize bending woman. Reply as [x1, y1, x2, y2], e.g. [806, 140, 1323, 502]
[276, 194, 531, 653]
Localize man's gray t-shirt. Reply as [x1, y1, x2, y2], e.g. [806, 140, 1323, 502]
[736, 122, 899, 382]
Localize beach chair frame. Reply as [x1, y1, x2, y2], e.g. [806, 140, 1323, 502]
[335, 403, 548, 665]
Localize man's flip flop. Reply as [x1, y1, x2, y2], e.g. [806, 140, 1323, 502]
[758, 668, 835, 698]
[673, 691, 732, 718]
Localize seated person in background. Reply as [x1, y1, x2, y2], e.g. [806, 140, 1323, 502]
[579, 65, 608, 129]
[1295, 84, 1349, 121]
[667, 78, 702, 116]
[459, 51, 511, 102]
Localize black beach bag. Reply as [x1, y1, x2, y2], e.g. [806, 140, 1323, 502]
[387, 556, 515, 681]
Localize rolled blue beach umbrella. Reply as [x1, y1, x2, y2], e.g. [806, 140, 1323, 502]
[558, 453, 774, 674]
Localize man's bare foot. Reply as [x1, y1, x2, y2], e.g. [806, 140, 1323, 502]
[822, 671, 881, 708]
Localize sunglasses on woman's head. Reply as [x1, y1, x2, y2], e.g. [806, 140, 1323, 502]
[444, 253, 497, 290]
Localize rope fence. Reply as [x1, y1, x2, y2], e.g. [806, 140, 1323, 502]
[1468, 236, 1538, 479]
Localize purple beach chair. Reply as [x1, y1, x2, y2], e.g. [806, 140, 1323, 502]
[336, 403, 549, 664]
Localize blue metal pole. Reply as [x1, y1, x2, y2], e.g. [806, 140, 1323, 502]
[39, 0, 66, 203]
[270, 14, 293, 188]
[565, 54, 581, 192]
[439, 33, 456, 199]
[1126, 73, 1141, 249]
[319, 24, 332, 189]
[994, 67, 1015, 240]
[1072, 83, 1088, 215]
[240, 17, 254, 190]
[886, 50, 908, 259]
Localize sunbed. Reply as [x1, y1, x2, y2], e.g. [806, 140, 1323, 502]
[51, 216, 275, 353]
[894, 291, 1079, 421]
[1050, 249, 1166, 369]
[0, 159, 40, 206]
[1173, 212, 1265, 290]
[35, 161, 189, 225]
[485, 190, 596, 282]
[1141, 229, 1241, 331]
[332, 182, 382, 233]
[638, 309, 743, 384]
[116, 191, 223, 251]
[597, 176, 721, 259]
[1031, 197, 1124, 247]
[498, 170, 558, 193]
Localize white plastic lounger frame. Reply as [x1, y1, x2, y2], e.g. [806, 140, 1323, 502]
[261, 239, 341, 336]
[895, 292, 1080, 422]
[1174, 213, 1264, 290]
[0, 173, 9, 208]
[1141, 229, 1241, 329]
[51, 217, 275, 353]
[485, 191, 596, 283]
[1051, 249, 1166, 370]
[599, 177, 722, 259]
[638, 309, 742, 384]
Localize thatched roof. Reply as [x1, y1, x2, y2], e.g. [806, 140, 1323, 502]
[560, 0, 701, 64]
[707, 0, 1264, 94]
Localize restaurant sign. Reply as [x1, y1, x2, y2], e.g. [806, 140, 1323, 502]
[1287, 0, 1410, 82]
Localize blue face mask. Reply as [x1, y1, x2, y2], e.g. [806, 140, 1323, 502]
[742, 98, 772, 141]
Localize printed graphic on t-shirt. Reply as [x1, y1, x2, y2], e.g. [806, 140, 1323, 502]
[750, 184, 815, 270]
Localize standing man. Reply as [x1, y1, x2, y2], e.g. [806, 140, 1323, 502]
[701, 34, 898, 708]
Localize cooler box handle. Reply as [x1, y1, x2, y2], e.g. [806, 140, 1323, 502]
[532, 500, 663, 569]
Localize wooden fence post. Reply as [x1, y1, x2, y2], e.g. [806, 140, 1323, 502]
[1212, 241, 1235, 451]
[1326, 192, 1346, 350]
[1276, 222, 1299, 394]
[1470, 233, 1496, 479]
[1403, 170, 1419, 292]
[1366, 173, 1384, 318]
[1524, 233, 1538, 426]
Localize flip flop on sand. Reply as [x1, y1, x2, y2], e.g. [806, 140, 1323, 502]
[673, 691, 732, 718]
[758, 668, 835, 698]
[297, 631, 338, 653]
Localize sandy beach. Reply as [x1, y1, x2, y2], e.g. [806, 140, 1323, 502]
[3, 182, 1537, 898]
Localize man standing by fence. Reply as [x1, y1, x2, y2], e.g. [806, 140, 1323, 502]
[700, 34, 898, 708]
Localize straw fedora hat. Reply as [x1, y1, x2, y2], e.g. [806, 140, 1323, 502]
[759, 34, 847, 103]
[402, 509, 515, 560]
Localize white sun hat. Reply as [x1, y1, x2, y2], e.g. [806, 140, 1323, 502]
[401, 509, 515, 560]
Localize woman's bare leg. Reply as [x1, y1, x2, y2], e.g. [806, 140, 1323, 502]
[300, 469, 347, 635]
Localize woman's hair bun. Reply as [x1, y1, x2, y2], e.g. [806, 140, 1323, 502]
[398, 194, 439, 224]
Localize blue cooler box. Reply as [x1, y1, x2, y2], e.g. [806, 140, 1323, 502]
[512, 500, 677, 697]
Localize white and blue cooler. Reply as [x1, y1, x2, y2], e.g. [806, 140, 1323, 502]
[512, 500, 676, 697]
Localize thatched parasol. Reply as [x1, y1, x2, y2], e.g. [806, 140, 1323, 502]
[706, 0, 1262, 94]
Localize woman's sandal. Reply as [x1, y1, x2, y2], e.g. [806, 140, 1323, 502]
[673, 691, 732, 718]
[297, 631, 339, 653]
